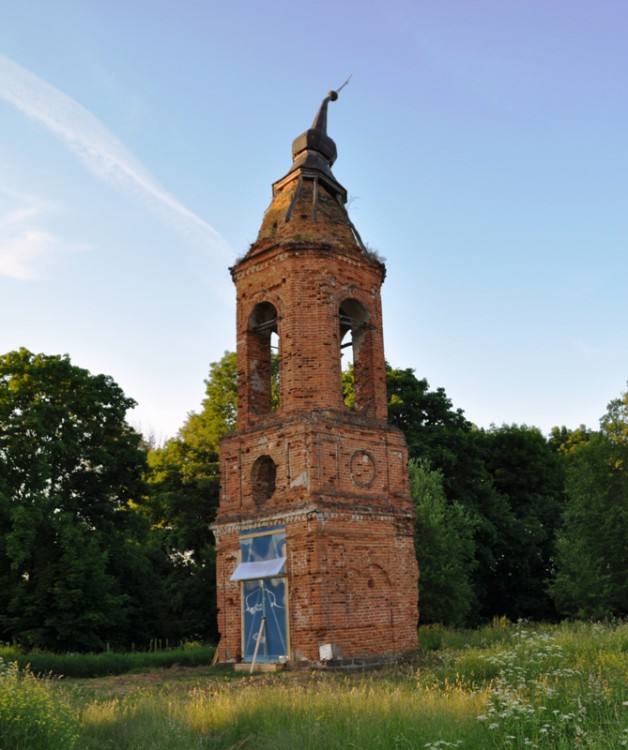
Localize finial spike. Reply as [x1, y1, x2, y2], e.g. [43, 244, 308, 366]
[335, 74, 352, 95]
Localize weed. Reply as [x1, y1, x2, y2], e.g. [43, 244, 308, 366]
[475, 624, 627, 749]
[0, 658, 79, 750]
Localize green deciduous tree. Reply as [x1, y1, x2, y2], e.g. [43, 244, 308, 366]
[480, 424, 565, 620]
[550, 387, 628, 619]
[409, 459, 477, 625]
[383, 367, 517, 622]
[600, 385, 628, 447]
[145, 438, 219, 642]
[0, 349, 161, 651]
[193, 351, 238, 451]
[548, 424, 595, 456]
[386, 366, 469, 469]
[144, 351, 237, 642]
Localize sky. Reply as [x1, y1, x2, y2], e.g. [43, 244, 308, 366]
[1, 1, 626, 441]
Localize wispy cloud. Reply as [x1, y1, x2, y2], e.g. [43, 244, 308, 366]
[0, 189, 66, 280]
[0, 52, 234, 275]
[0, 227, 58, 281]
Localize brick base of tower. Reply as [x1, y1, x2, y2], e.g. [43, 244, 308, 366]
[212, 413, 419, 665]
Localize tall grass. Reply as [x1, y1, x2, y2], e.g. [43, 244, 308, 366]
[4, 621, 626, 749]
[75, 675, 489, 750]
[0, 658, 79, 750]
[0, 643, 216, 678]
[474, 623, 627, 749]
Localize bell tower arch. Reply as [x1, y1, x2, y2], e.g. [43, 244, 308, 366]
[213, 90, 419, 666]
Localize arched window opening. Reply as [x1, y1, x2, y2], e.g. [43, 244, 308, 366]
[270, 331, 280, 410]
[339, 299, 370, 412]
[248, 302, 280, 415]
[340, 326, 355, 409]
[251, 455, 277, 506]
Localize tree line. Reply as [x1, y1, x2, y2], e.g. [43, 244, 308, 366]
[0, 348, 625, 651]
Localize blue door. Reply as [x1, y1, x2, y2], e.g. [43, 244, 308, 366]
[242, 576, 288, 661]
[239, 527, 288, 662]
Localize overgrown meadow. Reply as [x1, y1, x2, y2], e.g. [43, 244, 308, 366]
[1, 620, 626, 750]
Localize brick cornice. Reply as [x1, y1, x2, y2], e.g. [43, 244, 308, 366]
[211, 501, 414, 537]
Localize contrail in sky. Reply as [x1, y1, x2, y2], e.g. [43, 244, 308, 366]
[0, 52, 234, 264]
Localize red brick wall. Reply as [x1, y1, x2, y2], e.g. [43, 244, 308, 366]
[218, 416, 411, 514]
[213, 507, 418, 663]
[234, 244, 388, 426]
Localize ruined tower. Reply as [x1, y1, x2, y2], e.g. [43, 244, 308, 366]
[212, 91, 418, 666]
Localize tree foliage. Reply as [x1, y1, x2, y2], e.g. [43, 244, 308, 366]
[600, 386, 628, 447]
[384, 368, 519, 621]
[143, 351, 237, 642]
[3, 343, 623, 648]
[409, 459, 477, 625]
[345, 363, 567, 623]
[550, 387, 628, 619]
[386, 366, 470, 468]
[194, 351, 238, 452]
[480, 424, 565, 620]
[0, 349, 161, 651]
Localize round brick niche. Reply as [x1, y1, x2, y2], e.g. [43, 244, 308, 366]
[350, 449, 376, 488]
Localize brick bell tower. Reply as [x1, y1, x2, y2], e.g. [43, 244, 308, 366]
[212, 90, 418, 666]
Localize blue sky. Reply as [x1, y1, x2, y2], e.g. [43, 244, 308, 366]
[1, 1, 626, 440]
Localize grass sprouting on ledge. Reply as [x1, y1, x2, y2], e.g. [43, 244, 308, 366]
[2, 621, 627, 749]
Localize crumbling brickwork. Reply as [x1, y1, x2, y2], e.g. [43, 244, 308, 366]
[235, 242, 388, 425]
[212, 94, 418, 665]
